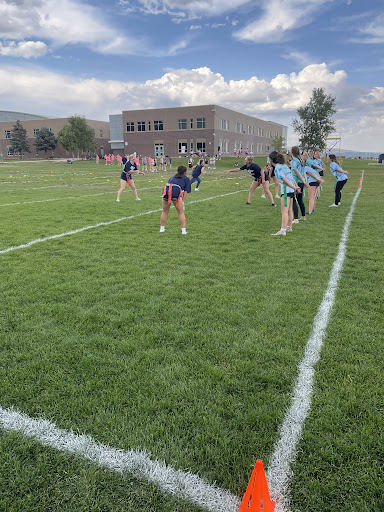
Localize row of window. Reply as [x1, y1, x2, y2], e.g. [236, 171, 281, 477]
[126, 118, 206, 133]
[178, 141, 206, 153]
[219, 122, 278, 138]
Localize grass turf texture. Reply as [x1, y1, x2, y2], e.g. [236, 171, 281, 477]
[0, 157, 382, 511]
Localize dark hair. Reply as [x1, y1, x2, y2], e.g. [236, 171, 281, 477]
[291, 146, 300, 158]
[269, 150, 278, 164]
[328, 154, 338, 162]
[175, 165, 187, 178]
[199, 158, 204, 165]
[276, 153, 285, 164]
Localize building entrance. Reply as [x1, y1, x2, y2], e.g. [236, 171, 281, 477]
[154, 143, 164, 158]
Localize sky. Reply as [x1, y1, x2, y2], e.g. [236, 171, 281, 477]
[0, 0, 383, 152]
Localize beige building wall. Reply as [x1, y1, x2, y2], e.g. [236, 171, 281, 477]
[119, 105, 285, 158]
[0, 118, 110, 158]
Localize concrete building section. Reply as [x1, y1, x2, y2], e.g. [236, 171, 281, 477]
[109, 114, 124, 151]
[117, 104, 286, 158]
[0, 111, 50, 122]
[0, 112, 110, 159]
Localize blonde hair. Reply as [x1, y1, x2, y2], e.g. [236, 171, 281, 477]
[129, 153, 135, 160]
[245, 156, 253, 164]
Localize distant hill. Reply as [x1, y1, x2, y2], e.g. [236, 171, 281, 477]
[339, 149, 380, 159]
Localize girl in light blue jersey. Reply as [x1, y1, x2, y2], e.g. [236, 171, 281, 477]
[271, 153, 301, 236]
[290, 146, 309, 221]
[328, 154, 349, 207]
[303, 152, 325, 214]
[314, 151, 326, 199]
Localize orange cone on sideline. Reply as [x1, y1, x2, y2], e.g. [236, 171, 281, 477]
[239, 460, 275, 512]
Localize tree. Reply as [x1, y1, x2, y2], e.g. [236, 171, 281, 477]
[34, 127, 58, 158]
[292, 88, 337, 151]
[10, 120, 30, 158]
[57, 116, 97, 157]
[271, 135, 286, 152]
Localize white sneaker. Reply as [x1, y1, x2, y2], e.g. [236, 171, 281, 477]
[286, 226, 292, 232]
[195, 188, 199, 192]
[261, 194, 266, 198]
[271, 230, 286, 236]
[136, 197, 141, 201]
[182, 231, 188, 235]
[329, 203, 338, 207]
[275, 195, 280, 199]
[116, 199, 120, 202]
[160, 227, 165, 232]
[293, 219, 299, 224]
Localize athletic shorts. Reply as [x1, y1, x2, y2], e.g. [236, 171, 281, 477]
[281, 192, 295, 198]
[121, 172, 132, 181]
[253, 176, 262, 185]
[309, 182, 319, 187]
[318, 170, 324, 176]
[263, 171, 270, 181]
[271, 169, 276, 178]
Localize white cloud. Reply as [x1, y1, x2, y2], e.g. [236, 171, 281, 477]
[0, 0, 170, 56]
[0, 41, 47, 58]
[353, 13, 384, 43]
[283, 51, 316, 68]
[234, 0, 333, 42]
[0, 62, 382, 151]
[190, 25, 202, 30]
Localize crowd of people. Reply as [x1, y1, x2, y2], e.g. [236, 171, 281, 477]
[112, 148, 349, 236]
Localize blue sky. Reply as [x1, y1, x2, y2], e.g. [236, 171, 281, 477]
[0, 0, 383, 151]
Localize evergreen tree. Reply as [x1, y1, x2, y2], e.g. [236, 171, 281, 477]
[57, 116, 97, 157]
[10, 120, 30, 158]
[292, 88, 337, 151]
[271, 135, 286, 152]
[34, 127, 58, 158]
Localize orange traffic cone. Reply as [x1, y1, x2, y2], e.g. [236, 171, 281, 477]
[239, 460, 275, 512]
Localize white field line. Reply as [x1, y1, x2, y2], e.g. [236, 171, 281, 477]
[0, 190, 247, 255]
[0, 186, 164, 208]
[0, 406, 240, 512]
[266, 174, 364, 512]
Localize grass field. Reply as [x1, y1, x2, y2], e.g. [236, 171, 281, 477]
[0, 156, 383, 512]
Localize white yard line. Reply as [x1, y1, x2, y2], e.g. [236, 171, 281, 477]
[0, 190, 247, 255]
[0, 406, 240, 512]
[266, 174, 364, 512]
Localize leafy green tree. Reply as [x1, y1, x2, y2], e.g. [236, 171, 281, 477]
[57, 116, 97, 157]
[292, 88, 337, 151]
[10, 120, 30, 158]
[271, 135, 286, 152]
[34, 127, 58, 158]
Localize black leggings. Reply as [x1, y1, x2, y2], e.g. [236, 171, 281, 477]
[335, 179, 347, 205]
[293, 182, 306, 219]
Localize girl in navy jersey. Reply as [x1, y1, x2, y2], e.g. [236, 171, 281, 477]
[160, 165, 191, 234]
[328, 154, 349, 207]
[116, 153, 144, 202]
[226, 155, 276, 207]
[190, 158, 208, 191]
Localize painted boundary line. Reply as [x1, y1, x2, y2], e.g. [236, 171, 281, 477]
[266, 173, 364, 512]
[0, 190, 247, 255]
[0, 406, 240, 512]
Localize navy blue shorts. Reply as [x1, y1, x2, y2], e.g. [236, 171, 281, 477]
[121, 172, 132, 182]
[309, 182, 319, 187]
[271, 169, 276, 178]
[281, 192, 295, 198]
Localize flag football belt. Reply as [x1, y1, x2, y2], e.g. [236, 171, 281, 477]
[162, 183, 183, 206]
[125, 172, 131, 184]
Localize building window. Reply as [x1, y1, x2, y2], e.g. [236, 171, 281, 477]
[197, 141, 206, 152]
[7, 146, 14, 156]
[154, 120, 163, 131]
[33, 128, 40, 137]
[5, 130, 11, 139]
[197, 117, 205, 129]
[235, 122, 238, 133]
[100, 129, 103, 137]
[239, 123, 243, 133]
[190, 141, 194, 152]
[190, 119, 193, 129]
[226, 120, 229, 131]
[126, 122, 134, 132]
[138, 121, 146, 132]
[178, 119, 187, 130]
[178, 141, 187, 153]
[148, 121, 151, 131]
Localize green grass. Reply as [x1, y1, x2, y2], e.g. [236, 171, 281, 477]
[0, 157, 383, 511]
